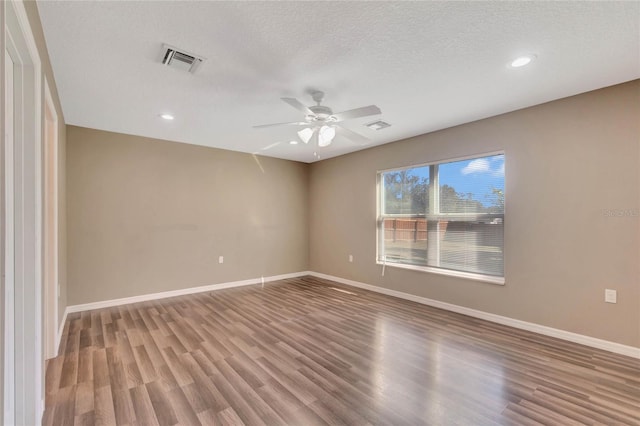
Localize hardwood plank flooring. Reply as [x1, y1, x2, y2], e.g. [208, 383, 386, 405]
[44, 276, 640, 425]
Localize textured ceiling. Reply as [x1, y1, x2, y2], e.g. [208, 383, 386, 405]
[38, 1, 639, 163]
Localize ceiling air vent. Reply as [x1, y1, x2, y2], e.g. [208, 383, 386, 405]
[160, 44, 205, 73]
[365, 120, 391, 130]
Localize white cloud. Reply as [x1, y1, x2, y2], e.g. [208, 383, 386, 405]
[494, 161, 505, 177]
[461, 158, 491, 175]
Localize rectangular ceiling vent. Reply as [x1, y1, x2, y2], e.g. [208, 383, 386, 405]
[161, 44, 205, 73]
[365, 120, 391, 131]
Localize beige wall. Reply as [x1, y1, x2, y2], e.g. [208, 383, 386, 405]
[310, 80, 640, 347]
[66, 126, 309, 305]
[64, 81, 639, 347]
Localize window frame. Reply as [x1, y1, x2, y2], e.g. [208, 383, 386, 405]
[376, 151, 506, 285]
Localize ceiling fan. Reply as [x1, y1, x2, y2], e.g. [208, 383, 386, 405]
[253, 91, 381, 147]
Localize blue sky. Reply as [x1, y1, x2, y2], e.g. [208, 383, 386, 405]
[440, 154, 504, 201]
[408, 154, 504, 207]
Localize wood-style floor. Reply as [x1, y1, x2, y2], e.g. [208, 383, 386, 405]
[44, 276, 640, 425]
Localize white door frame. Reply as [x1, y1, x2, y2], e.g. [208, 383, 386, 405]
[3, 40, 15, 426]
[3, 1, 43, 424]
[43, 77, 58, 361]
[0, 0, 5, 418]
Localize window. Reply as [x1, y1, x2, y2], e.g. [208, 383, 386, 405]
[378, 153, 505, 283]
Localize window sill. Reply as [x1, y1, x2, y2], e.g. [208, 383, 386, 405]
[376, 261, 505, 285]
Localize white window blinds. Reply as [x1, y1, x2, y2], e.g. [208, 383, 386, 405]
[378, 153, 504, 279]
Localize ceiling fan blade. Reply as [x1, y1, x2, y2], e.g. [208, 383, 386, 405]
[332, 105, 381, 122]
[281, 97, 314, 115]
[335, 124, 371, 145]
[253, 121, 308, 129]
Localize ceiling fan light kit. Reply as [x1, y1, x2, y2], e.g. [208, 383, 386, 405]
[297, 127, 314, 144]
[318, 125, 336, 147]
[254, 91, 381, 148]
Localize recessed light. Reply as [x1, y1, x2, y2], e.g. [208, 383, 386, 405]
[289, 140, 298, 145]
[510, 55, 536, 68]
[160, 113, 174, 120]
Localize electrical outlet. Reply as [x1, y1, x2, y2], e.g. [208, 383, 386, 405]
[605, 289, 617, 304]
[218, 256, 224, 264]
[349, 254, 353, 263]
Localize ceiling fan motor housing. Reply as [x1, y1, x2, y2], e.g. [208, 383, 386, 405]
[308, 105, 334, 122]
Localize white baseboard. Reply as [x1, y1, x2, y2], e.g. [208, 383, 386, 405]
[65, 271, 310, 314]
[55, 308, 69, 355]
[55, 271, 311, 351]
[55, 270, 639, 360]
[308, 272, 640, 359]
[40, 398, 45, 425]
